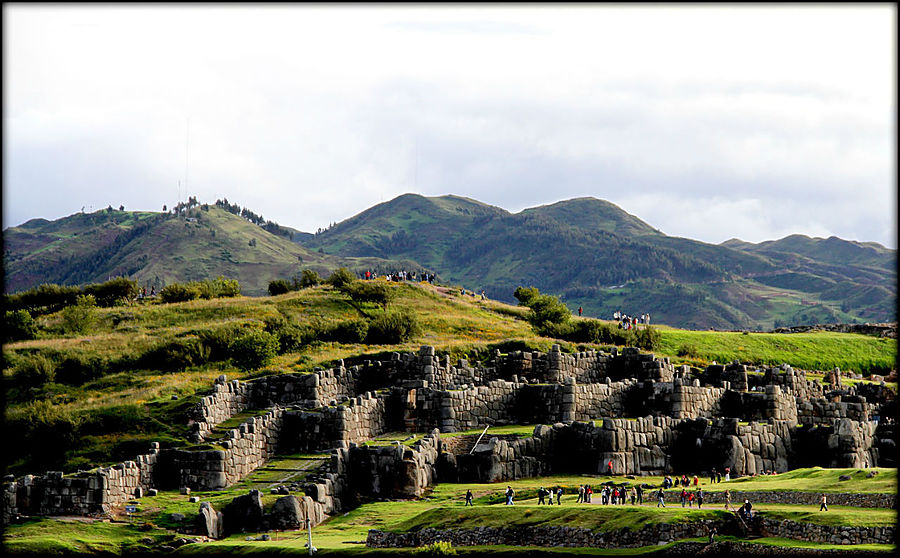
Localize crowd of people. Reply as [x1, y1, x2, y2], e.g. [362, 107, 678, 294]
[363, 269, 436, 283]
[613, 310, 651, 329]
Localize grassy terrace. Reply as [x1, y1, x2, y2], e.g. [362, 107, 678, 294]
[3, 466, 895, 554]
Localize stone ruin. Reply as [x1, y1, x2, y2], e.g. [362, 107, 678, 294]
[3, 345, 896, 532]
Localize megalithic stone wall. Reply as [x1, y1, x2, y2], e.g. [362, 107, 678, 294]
[2, 444, 160, 522]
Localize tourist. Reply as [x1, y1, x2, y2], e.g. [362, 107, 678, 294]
[708, 526, 717, 544]
[725, 467, 731, 481]
[693, 475, 699, 486]
[636, 485, 644, 505]
[505, 486, 514, 505]
[578, 306, 583, 317]
[620, 487, 626, 505]
[716, 470, 722, 483]
[724, 489, 731, 509]
[586, 485, 593, 503]
[538, 486, 546, 505]
[577, 485, 585, 503]
[465, 489, 473, 506]
[556, 487, 563, 505]
[680, 488, 687, 507]
[607, 459, 614, 475]
[697, 488, 704, 508]
[743, 499, 752, 519]
[710, 468, 716, 485]
[630, 486, 636, 505]
[657, 488, 666, 507]
[819, 494, 828, 512]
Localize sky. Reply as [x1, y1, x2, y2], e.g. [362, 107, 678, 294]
[3, 4, 897, 248]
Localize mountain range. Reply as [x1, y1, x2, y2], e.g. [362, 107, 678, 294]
[4, 194, 895, 330]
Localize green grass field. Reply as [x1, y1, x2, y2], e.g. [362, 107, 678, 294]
[4, 465, 895, 554]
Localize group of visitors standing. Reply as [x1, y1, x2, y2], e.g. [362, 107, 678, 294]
[613, 310, 650, 329]
[363, 270, 435, 283]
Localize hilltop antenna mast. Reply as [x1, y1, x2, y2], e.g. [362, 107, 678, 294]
[184, 117, 190, 201]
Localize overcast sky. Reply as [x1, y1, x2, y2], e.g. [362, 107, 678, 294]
[4, 4, 896, 248]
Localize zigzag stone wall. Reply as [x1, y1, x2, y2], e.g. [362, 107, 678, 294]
[4, 345, 893, 526]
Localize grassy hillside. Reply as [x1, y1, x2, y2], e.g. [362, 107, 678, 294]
[301, 195, 895, 330]
[3, 206, 419, 296]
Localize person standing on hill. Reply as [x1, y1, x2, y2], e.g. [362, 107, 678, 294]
[505, 486, 514, 505]
[724, 489, 731, 509]
[556, 487, 563, 505]
[577, 485, 585, 503]
[538, 487, 546, 505]
[636, 484, 644, 504]
[657, 488, 666, 507]
[819, 494, 828, 511]
[697, 487, 704, 508]
[465, 489, 473, 506]
[578, 306, 583, 316]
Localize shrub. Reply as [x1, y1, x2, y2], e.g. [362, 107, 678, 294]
[83, 277, 139, 306]
[677, 344, 700, 358]
[55, 354, 109, 386]
[328, 318, 369, 344]
[413, 541, 456, 556]
[264, 315, 308, 353]
[527, 294, 571, 329]
[79, 404, 148, 435]
[141, 338, 211, 371]
[229, 330, 279, 371]
[268, 279, 292, 296]
[14, 354, 57, 389]
[4, 309, 37, 342]
[633, 326, 661, 351]
[299, 269, 321, 288]
[513, 286, 540, 306]
[4, 283, 81, 314]
[343, 280, 395, 310]
[196, 324, 246, 361]
[61, 294, 97, 334]
[366, 309, 421, 344]
[159, 282, 202, 303]
[14, 399, 82, 471]
[212, 276, 241, 297]
[327, 267, 356, 290]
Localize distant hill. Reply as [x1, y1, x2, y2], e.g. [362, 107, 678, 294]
[299, 194, 896, 330]
[4, 195, 894, 330]
[3, 206, 417, 296]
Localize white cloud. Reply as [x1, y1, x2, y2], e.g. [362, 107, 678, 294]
[3, 4, 896, 249]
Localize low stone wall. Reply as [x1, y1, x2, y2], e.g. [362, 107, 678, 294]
[366, 520, 728, 549]
[755, 517, 895, 545]
[702, 490, 896, 509]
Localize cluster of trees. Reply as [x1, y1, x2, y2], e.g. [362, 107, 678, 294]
[172, 196, 201, 214]
[513, 286, 660, 351]
[214, 198, 294, 240]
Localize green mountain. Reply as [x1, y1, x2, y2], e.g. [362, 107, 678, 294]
[300, 194, 895, 330]
[5, 195, 894, 330]
[3, 206, 416, 296]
